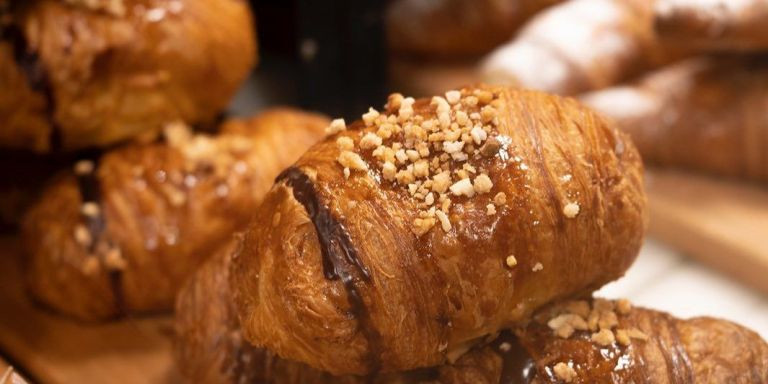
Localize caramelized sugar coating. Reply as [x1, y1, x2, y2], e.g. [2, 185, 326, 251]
[22, 109, 328, 321]
[0, 0, 255, 151]
[231, 86, 647, 375]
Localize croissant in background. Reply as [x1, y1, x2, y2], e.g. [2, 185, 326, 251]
[231, 86, 646, 375]
[654, 0, 768, 52]
[386, 0, 561, 58]
[581, 56, 768, 183]
[22, 108, 328, 321]
[481, 0, 682, 95]
[176, 249, 768, 383]
[0, 0, 256, 152]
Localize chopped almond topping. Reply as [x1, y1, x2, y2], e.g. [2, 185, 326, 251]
[616, 298, 632, 315]
[337, 151, 368, 171]
[532, 262, 543, 272]
[333, 88, 505, 235]
[591, 329, 615, 346]
[435, 210, 451, 232]
[360, 132, 383, 149]
[506, 255, 517, 268]
[493, 192, 507, 205]
[326, 118, 347, 135]
[553, 362, 577, 383]
[615, 329, 631, 346]
[563, 202, 580, 218]
[104, 248, 126, 270]
[81, 202, 100, 218]
[74, 160, 95, 175]
[337, 136, 354, 151]
[74, 225, 92, 247]
[473, 174, 493, 194]
[449, 178, 474, 197]
[627, 328, 648, 340]
[412, 217, 436, 236]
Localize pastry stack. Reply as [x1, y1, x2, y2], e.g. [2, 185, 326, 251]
[4, 0, 334, 320]
[174, 86, 768, 383]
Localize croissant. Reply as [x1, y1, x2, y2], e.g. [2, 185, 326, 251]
[22, 108, 328, 321]
[230, 86, 647, 375]
[385, 0, 562, 58]
[480, 0, 682, 95]
[0, 0, 255, 152]
[581, 56, 768, 182]
[654, 0, 768, 52]
[177, 251, 768, 384]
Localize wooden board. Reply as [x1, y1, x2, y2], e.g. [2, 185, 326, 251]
[0, 237, 179, 384]
[646, 169, 768, 296]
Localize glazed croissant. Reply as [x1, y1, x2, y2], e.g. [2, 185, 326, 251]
[386, 0, 561, 58]
[0, 0, 255, 152]
[655, 0, 768, 52]
[481, 0, 681, 95]
[581, 56, 768, 183]
[22, 108, 328, 321]
[176, 250, 768, 384]
[230, 86, 647, 375]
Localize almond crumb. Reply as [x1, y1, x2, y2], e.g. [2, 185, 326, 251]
[532, 262, 543, 272]
[359, 132, 382, 149]
[615, 329, 631, 346]
[486, 204, 496, 215]
[104, 248, 127, 270]
[563, 202, 580, 218]
[591, 329, 615, 346]
[338, 151, 368, 171]
[326, 118, 347, 135]
[81, 202, 100, 218]
[493, 192, 507, 205]
[616, 298, 632, 315]
[74, 160, 95, 175]
[553, 362, 577, 383]
[473, 174, 493, 194]
[336, 136, 354, 151]
[435, 210, 451, 232]
[505, 255, 517, 268]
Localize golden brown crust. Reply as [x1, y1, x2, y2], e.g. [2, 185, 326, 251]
[518, 299, 768, 383]
[655, 0, 768, 52]
[386, 0, 561, 58]
[0, 0, 256, 151]
[231, 86, 646, 375]
[177, 287, 768, 383]
[581, 56, 768, 182]
[22, 108, 328, 321]
[481, 0, 686, 95]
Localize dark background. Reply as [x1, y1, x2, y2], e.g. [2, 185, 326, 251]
[235, 0, 389, 121]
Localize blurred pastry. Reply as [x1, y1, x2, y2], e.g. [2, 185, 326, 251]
[230, 86, 646, 375]
[0, 0, 256, 152]
[386, 0, 561, 58]
[655, 0, 768, 52]
[22, 108, 328, 321]
[582, 56, 768, 182]
[481, 0, 685, 95]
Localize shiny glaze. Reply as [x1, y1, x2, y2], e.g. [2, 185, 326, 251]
[277, 167, 382, 373]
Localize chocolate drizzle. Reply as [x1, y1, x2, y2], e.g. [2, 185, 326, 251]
[276, 167, 381, 373]
[492, 331, 535, 384]
[75, 158, 125, 316]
